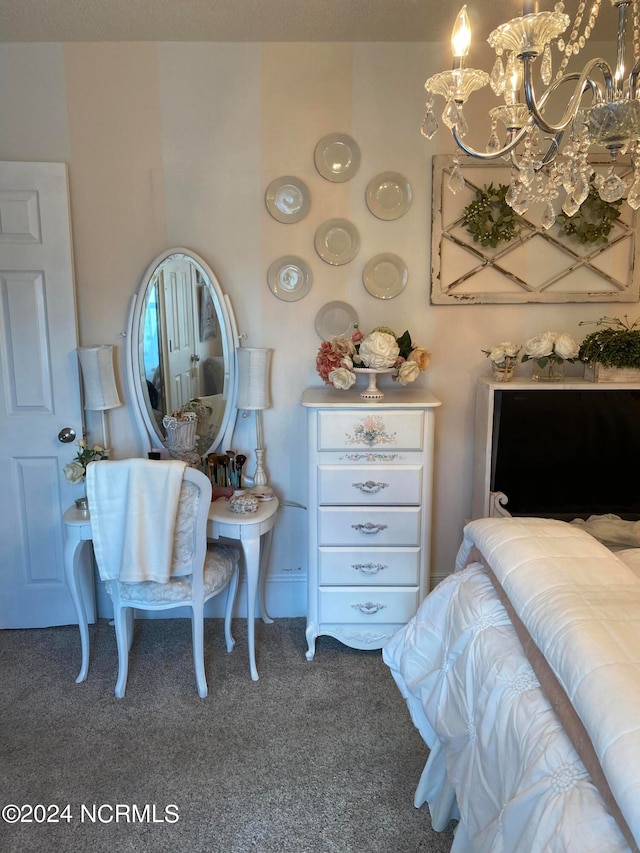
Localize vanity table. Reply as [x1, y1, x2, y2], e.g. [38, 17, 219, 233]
[63, 494, 278, 684]
[65, 245, 280, 685]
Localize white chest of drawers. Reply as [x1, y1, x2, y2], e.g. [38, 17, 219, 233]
[301, 386, 441, 659]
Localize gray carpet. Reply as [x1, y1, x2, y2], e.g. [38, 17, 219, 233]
[0, 617, 455, 853]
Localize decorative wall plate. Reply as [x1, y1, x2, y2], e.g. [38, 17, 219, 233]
[267, 256, 312, 301]
[314, 133, 361, 182]
[366, 172, 412, 220]
[315, 218, 360, 265]
[314, 301, 359, 340]
[265, 176, 310, 223]
[362, 253, 408, 299]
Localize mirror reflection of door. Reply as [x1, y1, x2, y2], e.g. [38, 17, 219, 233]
[161, 256, 199, 413]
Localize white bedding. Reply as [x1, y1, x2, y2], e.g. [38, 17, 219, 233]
[383, 518, 640, 852]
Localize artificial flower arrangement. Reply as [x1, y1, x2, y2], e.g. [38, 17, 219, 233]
[481, 341, 521, 382]
[521, 331, 580, 370]
[316, 326, 430, 390]
[63, 439, 108, 484]
[482, 341, 521, 368]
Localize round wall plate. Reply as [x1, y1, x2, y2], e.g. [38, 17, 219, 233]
[267, 256, 312, 301]
[314, 218, 360, 265]
[265, 176, 310, 223]
[362, 253, 408, 299]
[314, 301, 359, 340]
[314, 133, 361, 183]
[365, 172, 412, 220]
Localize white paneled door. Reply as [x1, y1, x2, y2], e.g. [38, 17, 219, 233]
[0, 162, 86, 628]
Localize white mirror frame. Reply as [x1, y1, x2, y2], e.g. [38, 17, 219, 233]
[125, 247, 240, 457]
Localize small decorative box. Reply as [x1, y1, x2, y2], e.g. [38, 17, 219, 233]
[229, 494, 259, 514]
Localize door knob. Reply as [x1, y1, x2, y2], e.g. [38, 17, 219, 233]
[58, 426, 77, 444]
[190, 354, 201, 363]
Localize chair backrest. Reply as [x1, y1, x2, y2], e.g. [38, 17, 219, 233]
[172, 467, 212, 590]
[87, 459, 212, 585]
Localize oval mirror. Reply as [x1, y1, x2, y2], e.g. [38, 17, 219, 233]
[126, 248, 239, 458]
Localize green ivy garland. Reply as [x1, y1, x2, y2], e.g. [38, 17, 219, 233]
[556, 186, 622, 244]
[462, 181, 622, 250]
[462, 183, 518, 249]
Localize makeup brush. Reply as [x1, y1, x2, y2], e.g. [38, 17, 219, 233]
[235, 454, 247, 489]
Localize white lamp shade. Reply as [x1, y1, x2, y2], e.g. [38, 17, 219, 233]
[236, 347, 272, 410]
[77, 345, 122, 411]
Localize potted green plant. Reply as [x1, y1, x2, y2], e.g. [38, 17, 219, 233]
[578, 316, 640, 382]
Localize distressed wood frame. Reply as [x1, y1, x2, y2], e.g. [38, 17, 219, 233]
[430, 154, 639, 305]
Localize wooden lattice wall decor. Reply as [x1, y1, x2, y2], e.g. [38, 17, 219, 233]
[430, 154, 639, 305]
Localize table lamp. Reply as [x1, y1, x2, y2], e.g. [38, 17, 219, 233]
[77, 345, 122, 453]
[236, 347, 272, 488]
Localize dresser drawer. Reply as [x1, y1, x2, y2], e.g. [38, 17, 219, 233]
[318, 506, 421, 546]
[319, 586, 420, 624]
[319, 547, 420, 585]
[318, 465, 422, 506]
[317, 410, 424, 451]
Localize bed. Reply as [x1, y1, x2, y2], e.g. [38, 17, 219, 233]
[383, 516, 640, 852]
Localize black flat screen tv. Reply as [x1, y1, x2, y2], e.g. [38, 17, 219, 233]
[491, 389, 640, 520]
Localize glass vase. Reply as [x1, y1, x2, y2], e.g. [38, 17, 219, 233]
[531, 359, 564, 382]
[491, 357, 517, 383]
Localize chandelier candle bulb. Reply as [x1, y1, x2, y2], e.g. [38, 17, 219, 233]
[451, 6, 471, 63]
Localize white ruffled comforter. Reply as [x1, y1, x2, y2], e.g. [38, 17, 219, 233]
[384, 517, 640, 852]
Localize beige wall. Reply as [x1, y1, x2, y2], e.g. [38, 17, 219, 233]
[0, 40, 627, 596]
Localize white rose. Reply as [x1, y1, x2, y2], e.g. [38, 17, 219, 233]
[64, 461, 85, 484]
[554, 332, 579, 361]
[329, 367, 356, 390]
[358, 332, 399, 369]
[524, 332, 555, 359]
[500, 341, 520, 358]
[397, 361, 420, 385]
[489, 345, 507, 363]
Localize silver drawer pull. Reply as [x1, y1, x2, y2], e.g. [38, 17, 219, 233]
[352, 562, 386, 575]
[351, 522, 388, 535]
[352, 602, 387, 615]
[352, 480, 389, 494]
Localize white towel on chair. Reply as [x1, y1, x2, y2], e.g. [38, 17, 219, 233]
[86, 458, 187, 583]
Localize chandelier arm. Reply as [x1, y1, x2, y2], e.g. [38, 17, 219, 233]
[452, 124, 529, 160]
[522, 57, 612, 135]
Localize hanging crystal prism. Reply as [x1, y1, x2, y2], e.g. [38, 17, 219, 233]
[421, 104, 439, 139]
[519, 156, 536, 187]
[573, 172, 590, 205]
[447, 159, 465, 195]
[455, 106, 469, 138]
[489, 55, 506, 95]
[541, 45, 553, 85]
[562, 194, 581, 217]
[511, 190, 530, 215]
[442, 100, 460, 130]
[541, 202, 556, 229]
[487, 127, 502, 154]
[628, 176, 640, 210]
[596, 168, 626, 203]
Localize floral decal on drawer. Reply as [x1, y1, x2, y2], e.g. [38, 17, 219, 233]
[345, 415, 396, 447]
[341, 452, 403, 462]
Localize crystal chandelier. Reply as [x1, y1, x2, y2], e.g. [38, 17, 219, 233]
[422, 0, 640, 227]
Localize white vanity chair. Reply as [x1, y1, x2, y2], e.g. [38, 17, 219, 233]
[64, 249, 278, 685]
[87, 459, 239, 698]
